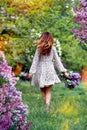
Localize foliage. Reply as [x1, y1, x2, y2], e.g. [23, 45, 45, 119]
[0, 51, 32, 130]
[0, 0, 87, 72]
[6, 0, 53, 14]
[61, 36, 87, 71]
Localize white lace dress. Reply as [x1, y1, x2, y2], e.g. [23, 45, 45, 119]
[29, 46, 67, 88]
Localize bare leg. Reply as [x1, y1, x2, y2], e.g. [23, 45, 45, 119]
[45, 86, 51, 109]
[40, 87, 46, 104]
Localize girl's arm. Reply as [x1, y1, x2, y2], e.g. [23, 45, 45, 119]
[29, 48, 40, 75]
[53, 46, 67, 73]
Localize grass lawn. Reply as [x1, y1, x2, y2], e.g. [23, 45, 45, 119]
[16, 80, 87, 130]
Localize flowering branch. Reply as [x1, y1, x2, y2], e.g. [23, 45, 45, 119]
[72, 0, 87, 44]
[0, 51, 32, 130]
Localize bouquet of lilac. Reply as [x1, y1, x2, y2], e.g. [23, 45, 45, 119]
[0, 51, 32, 130]
[65, 72, 81, 89]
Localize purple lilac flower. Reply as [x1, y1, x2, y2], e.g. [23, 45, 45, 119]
[66, 72, 81, 89]
[17, 116, 32, 130]
[69, 73, 81, 80]
[0, 113, 13, 130]
[0, 51, 32, 130]
[72, 0, 87, 44]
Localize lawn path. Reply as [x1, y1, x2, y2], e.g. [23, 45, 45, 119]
[16, 81, 87, 130]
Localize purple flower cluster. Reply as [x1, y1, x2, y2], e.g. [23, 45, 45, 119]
[0, 113, 13, 130]
[0, 51, 32, 130]
[66, 72, 81, 89]
[72, 0, 87, 44]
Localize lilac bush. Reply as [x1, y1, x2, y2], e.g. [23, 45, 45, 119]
[72, 0, 87, 44]
[0, 51, 32, 130]
[65, 72, 81, 89]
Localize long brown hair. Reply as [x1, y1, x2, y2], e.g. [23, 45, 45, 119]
[37, 32, 54, 55]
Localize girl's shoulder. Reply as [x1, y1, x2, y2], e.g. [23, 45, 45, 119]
[52, 45, 56, 51]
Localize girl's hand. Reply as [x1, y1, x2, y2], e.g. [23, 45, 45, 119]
[28, 74, 33, 79]
[63, 72, 69, 78]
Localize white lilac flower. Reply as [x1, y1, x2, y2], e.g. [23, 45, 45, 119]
[54, 38, 62, 57]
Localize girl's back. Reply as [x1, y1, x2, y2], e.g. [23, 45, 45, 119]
[29, 32, 68, 109]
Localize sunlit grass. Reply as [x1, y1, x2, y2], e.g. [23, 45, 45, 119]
[16, 80, 87, 130]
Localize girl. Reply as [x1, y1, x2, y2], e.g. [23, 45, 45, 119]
[29, 32, 68, 109]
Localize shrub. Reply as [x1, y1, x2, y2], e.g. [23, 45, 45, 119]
[0, 51, 32, 130]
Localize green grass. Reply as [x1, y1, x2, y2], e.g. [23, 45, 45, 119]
[16, 80, 87, 130]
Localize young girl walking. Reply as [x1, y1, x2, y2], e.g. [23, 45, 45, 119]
[29, 32, 68, 109]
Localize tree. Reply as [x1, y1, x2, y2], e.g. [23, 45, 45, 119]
[0, 0, 87, 72]
[0, 0, 54, 72]
[72, 0, 87, 44]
